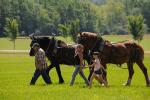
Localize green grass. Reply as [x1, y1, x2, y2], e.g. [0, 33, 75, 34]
[0, 53, 150, 100]
[0, 35, 150, 100]
[0, 35, 150, 50]
[0, 37, 31, 50]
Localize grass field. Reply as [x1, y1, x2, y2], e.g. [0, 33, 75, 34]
[0, 35, 150, 100]
[0, 53, 150, 100]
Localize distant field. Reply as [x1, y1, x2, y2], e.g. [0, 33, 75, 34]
[0, 36, 73, 50]
[102, 35, 150, 51]
[0, 35, 150, 51]
[0, 53, 150, 100]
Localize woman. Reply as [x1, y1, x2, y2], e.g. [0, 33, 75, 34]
[70, 44, 89, 86]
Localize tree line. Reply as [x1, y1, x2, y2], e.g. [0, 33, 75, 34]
[0, 0, 150, 38]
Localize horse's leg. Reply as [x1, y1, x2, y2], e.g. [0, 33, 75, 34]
[136, 61, 150, 87]
[47, 64, 54, 73]
[55, 64, 64, 84]
[124, 62, 134, 86]
[45, 64, 54, 83]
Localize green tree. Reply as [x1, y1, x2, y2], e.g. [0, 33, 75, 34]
[70, 19, 80, 41]
[127, 15, 146, 42]
[4, 18, 19, 49]
[58, 24, 69, 36]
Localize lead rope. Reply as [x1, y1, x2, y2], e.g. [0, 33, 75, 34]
[45, 40, 51, 56]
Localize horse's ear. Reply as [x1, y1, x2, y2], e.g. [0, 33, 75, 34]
[29, 33, 35, 40]
[99, 32, 104, 36]
[77, 32, 82, 37]
[52, 33, 56, 37]
[79, 32, 82, 36]
[51, 36, 55, 40]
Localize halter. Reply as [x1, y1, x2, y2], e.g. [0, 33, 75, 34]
[91, 37, 105, 53]
[45, 40, 51, 55]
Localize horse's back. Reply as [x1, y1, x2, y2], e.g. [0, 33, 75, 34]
[103, 40, 144, 64]
[56, 47, 76, 65]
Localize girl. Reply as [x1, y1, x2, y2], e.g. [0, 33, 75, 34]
[89, 52, 107, 88]
[70, 44, 89, 86]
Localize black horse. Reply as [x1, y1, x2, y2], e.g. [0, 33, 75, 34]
[29, 36, 89, 83]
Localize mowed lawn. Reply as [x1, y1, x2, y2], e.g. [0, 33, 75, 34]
[0, 35, 150, 100]
[0, 53, 150, 100]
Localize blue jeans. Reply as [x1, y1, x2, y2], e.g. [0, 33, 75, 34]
[30, 69, 52, 85]
[70, 65, 89, 86]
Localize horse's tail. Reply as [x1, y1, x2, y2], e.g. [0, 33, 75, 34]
[131, 42, 144, 62]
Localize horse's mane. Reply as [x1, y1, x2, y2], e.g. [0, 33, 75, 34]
[38, 37, 50, 40]
[78, 32, 98, 38]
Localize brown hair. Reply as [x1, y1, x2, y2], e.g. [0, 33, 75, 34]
[77, 44, 84, 49]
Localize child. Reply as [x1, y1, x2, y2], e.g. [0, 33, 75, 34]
[89, 52, 107, 88]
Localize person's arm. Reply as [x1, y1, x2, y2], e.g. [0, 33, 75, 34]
[89, 60, 96, 68]
[89, 64, 94, 68]
[78, 53, 83, 67]
[74, 45, 78, 57]
[82, 60, 95, 69]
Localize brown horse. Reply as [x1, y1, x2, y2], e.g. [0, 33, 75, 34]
[77, 32, 150, 86]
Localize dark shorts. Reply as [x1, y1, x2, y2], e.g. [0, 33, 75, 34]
[94, 68, 102, 75]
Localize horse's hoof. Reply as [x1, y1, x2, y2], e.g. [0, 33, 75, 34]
[146, 84, 150, 87]
[59, 80, 64, 84]
[123, 82, 131, 86]
[47, 82, 52, 85]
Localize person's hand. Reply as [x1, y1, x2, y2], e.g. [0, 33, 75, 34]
[80, 67, 83, 71]
[82, 66, 86, 69]
[38, 67, 43, 71]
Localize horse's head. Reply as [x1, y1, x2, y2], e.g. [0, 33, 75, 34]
[29, 34, 67, 56]
[29, 35, 51, 56]
[77, 32, 104, 50]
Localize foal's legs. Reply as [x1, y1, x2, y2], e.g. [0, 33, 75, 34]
[125, 62, 134, 86]
[136, 61, 150, 86]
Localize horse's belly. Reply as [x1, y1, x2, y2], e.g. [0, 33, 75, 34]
[108, 55, 129, 64]
[57, 55, 76, 65]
